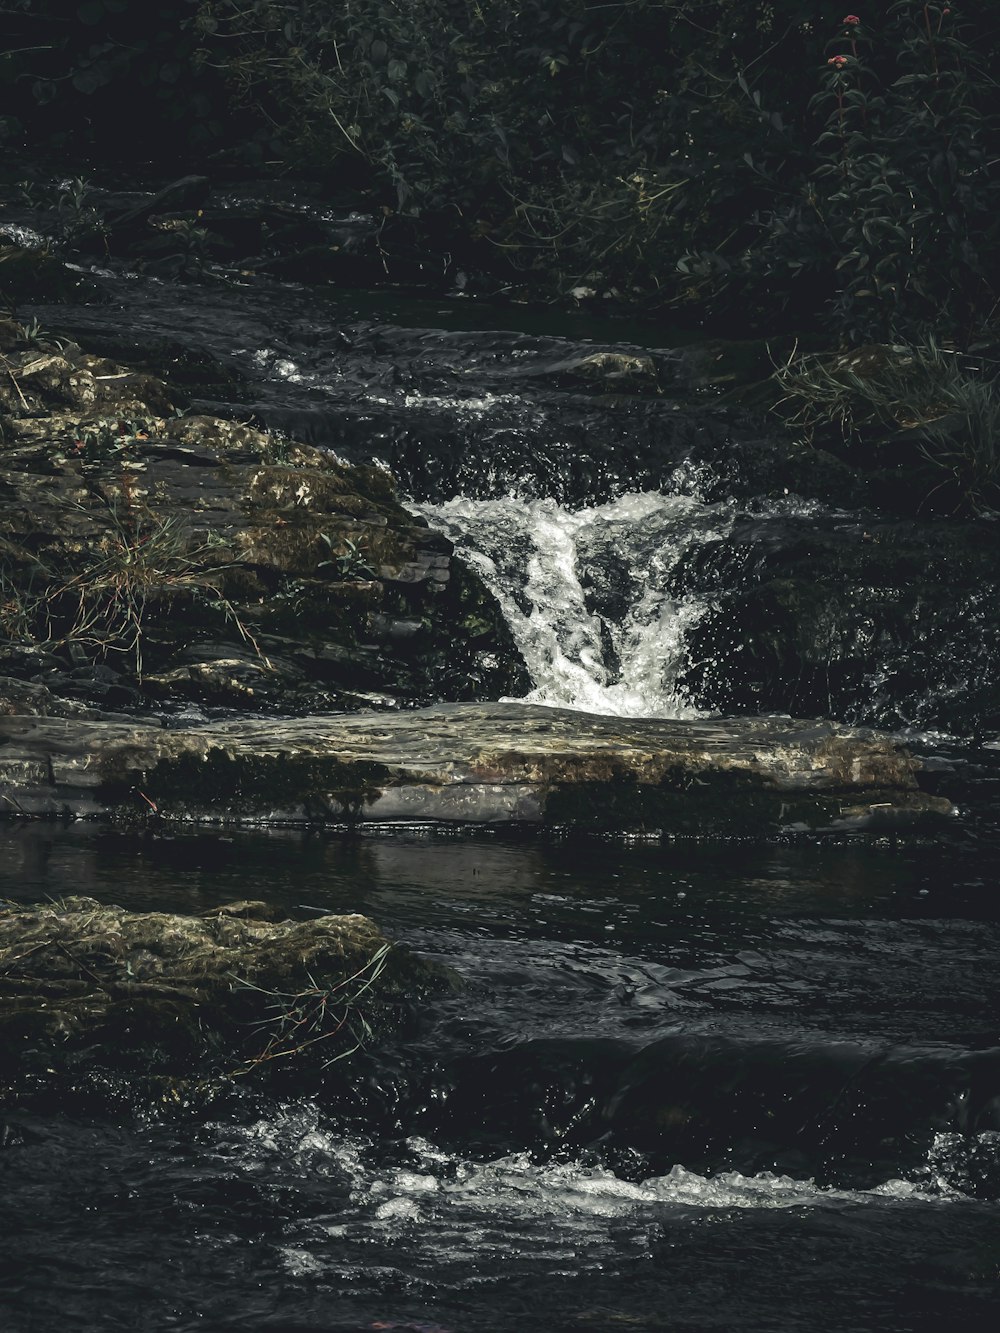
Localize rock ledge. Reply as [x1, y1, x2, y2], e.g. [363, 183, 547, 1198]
[0, 698, 952, 834]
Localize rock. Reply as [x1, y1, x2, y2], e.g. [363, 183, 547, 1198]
[602, 1032, 1000, 1183]
[0, 676, 101, 719]
[451, 1031, 1000, 1186]
[0, 245, 93, 308]
[679, 513, 1000, 734]
[85, 175, 212, 251]
[536, 349, 660, 391]
[0, 340, 527, 712]
[0, 702, 953, 833]
[0, 895, 453, 1106]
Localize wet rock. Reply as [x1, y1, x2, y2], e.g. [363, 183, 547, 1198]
[439, 1031, 1000, 1186]
[24, 290, 870, 512]
[0, 245, 93, 308]
[0, 702, 953, 833]
[680, 513, 1000, 734]
[61, 179, 454, 290]
[602, 1032, 1000, 1185]
[535, 349, 660, 391]
[99, 176, 211, 229]
[0, 676, 101, 719]
[0, 895, 453, 1104]
[0, 332, 527, 712]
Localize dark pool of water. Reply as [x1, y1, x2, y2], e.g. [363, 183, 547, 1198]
[2, 766, 1000, 1332]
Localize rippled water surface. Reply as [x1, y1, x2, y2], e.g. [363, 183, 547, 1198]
[3, 794, 1000, 1332]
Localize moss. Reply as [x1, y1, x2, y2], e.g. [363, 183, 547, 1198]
[237, 513, 410, 580]
[99, 747, 392, 823]
[0, 895, 458, 1108]
[543, 767, 852, 835]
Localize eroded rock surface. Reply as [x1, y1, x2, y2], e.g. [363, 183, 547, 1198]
[0, 698, 952, 833]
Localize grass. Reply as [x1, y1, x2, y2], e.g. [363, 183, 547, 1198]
[772, 340, 1000, 514]
[0, 497, 264, 676]
[230, 942, 394, 1077]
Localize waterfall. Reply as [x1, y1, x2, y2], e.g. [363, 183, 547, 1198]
[413, 490, 734, 718]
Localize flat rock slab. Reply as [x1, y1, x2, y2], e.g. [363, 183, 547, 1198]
[0, 701, 952, 833]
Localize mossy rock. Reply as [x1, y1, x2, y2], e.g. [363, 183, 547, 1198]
[0, 896, 457, 1108]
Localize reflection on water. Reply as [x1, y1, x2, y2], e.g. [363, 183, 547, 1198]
[0, 820, 974, 916]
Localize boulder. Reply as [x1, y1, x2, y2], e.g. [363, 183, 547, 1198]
[0, 895, 453, 1106]
[0, 700, 953, 833]
[678, 512, 1000, 734]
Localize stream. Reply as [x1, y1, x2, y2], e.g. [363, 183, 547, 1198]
[2, 186, 1000, 1331]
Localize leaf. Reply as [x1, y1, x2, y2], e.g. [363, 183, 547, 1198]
[72, 67, 111, 95]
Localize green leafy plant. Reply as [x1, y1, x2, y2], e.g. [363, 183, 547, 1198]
[5, 2, 1000, 344]
[317, 532, 376, 580]
[773, 339, 1000, 512]
[806, 5, 998, 344]
[0, 0, 224, 159]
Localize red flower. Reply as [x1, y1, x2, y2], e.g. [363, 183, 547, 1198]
[843, 13, 861, 23]
[827, 55, 849, 67]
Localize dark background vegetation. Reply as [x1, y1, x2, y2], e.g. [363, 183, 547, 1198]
[2, 1, 999, 347]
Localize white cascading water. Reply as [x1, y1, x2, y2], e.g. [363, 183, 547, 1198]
[412, 490, 734, 718]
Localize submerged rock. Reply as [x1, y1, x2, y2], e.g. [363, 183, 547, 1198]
[442, 1031, 1000, 1189]
[0, 895, 452, 1105]
[0, 699, 952, 833]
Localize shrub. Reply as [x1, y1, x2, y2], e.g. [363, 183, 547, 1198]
[0, 0, 226, 161]
[803, 4, 1000, 344]
[193, 2, 999, 341]
[4, 2, 1000, 344]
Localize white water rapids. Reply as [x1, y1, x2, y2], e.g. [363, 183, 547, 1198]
[413, 490, 735, 718]
[206, 1107, 994, 1289]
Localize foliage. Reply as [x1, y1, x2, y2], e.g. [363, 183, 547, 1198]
[3, 2, 1000, 344]
[195, 0, 816, 298]
[191, 1, 1000, 343]
[773, 340, 1000, 512]
[0, 496, 254, 675]
[317, 532, 376, 581]
[801, 4, 999, 343]
[0, 0, 225, 159]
